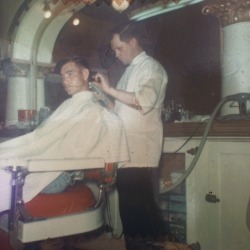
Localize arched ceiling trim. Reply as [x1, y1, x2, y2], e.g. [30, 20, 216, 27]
[12, 1, 45, 61]
[37, 13, 72, 63]
[9, 0, 87, 64]
[7, 0, 88, 110]
[7, 0, 33, 42]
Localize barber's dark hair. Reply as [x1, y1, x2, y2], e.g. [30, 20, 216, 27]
[112, 21, 146, 47]
[55, 56, 89, 74]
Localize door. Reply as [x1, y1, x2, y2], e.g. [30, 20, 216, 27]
[186, 139, 250, 250]
[209, 141, 250, 250]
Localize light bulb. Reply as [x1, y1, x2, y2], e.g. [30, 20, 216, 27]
[112, 0, 129, 13]
[72, 10, 80, 26]
[44, 10, 52, 19]
[73, 17, 80, 26]
[43, 2, 52, 19]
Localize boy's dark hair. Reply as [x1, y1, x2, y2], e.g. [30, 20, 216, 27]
[55, 56, 89, 74]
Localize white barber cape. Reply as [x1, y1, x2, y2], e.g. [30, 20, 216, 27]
[0, 91, 129, 212]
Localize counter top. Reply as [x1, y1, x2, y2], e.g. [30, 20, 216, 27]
[0, 127, 33, 138]
[164, 119, 250, 137]
[1, 120, 250, 139]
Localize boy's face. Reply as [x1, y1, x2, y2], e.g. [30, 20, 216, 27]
[60, 61, 89, 96]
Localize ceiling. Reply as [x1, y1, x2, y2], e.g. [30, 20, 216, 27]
[78, 0, 156, 20]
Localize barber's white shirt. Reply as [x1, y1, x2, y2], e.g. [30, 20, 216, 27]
[0, 91, 129, 212]
[115, 52, 168, 168]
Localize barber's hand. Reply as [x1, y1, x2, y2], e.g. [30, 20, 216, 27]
[93, 73, 111, 94]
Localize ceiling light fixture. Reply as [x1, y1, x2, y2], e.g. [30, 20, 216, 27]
[112, 0, 129, 13]
[72, 10, 80, 26]
[43, 1, 52, 19]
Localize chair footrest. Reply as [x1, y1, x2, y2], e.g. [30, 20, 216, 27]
[18, 204, 104, 243]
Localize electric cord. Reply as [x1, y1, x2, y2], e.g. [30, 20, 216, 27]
[161, 93, 250, 194]
[161, 120, 208, 163]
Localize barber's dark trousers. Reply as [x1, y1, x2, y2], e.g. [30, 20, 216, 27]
[116, 167, 166, 250]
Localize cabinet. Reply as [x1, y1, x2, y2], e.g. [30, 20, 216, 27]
[163, 137, 250, 250]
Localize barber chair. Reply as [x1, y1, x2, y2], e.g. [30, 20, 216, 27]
[0, 158, 116, 250]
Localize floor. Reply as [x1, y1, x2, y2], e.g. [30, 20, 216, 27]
[37, 230, 199, 250]
[0, 217, 199, 250]
[69, 233, 126, 250]
[37, 229, 126, 250]
[0, 227, 200, 250]
[67, 232, 126, 250]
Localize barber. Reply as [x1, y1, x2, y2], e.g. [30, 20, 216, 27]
[94, 22, 168, 249]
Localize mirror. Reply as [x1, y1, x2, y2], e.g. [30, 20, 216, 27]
[51, 1, 221, 115]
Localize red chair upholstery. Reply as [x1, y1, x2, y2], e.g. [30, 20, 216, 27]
[25, 183, 96, 218]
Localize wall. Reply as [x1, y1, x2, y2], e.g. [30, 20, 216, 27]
[0, 0, 22, 40]
[0, 0, 25, 123]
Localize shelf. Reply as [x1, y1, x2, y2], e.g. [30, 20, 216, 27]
[168, 195, 185, 202]
[164, 120, 250, 137]
[159, 151, 186, 243]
